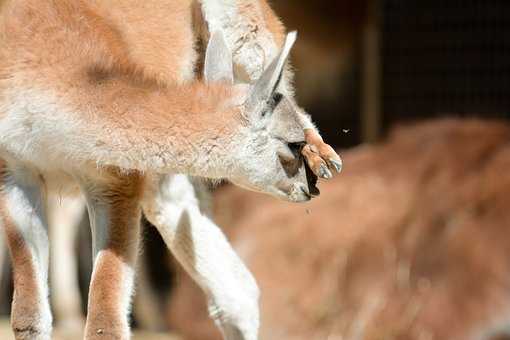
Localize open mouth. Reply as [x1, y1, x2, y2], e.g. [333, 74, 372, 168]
[304, 160, 320, 197]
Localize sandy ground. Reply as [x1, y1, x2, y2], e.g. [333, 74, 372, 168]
[0, 319, 181, 340]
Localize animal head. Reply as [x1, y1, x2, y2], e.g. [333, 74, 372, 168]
[204, 30, 319, 202]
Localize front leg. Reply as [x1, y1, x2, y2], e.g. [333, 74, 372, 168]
[79, 171, 143, 340]
[143, 174, 259, 340]
[0, 160, 52, 340]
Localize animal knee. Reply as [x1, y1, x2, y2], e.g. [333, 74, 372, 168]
[209, 277, 260, 339]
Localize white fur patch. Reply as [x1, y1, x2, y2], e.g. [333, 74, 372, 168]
[0, 87, 87, 172]
[1, 164, 53, 337]
[143, 174, 260, 339]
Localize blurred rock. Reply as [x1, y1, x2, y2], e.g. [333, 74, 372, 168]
[166, 119, 510, 340]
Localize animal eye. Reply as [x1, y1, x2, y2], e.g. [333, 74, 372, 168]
[272, 92, 283, 106]
[287, 142, 305, 158]
[262, 93, 284, 117]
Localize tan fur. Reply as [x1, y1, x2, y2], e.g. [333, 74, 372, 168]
[0, 162, 48, 340]
[0, 0, 195, 85]
[0, 0, 240, 172]
[0, 1, 341, 338]
[64, 169, 141, 339]
[1, 210, 40, 339]
[86, 250, 130, 339]
[83, 171, 143, 339]
[92, 0, 197, 84]
[0, 0, 336, 179]
[259, 0, 286, 47]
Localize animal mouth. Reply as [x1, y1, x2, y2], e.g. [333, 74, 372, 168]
[304, 160, 320, 197]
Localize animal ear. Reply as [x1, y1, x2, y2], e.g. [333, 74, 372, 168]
[204, 31, 234, 84]
[246, 31, 297, 113]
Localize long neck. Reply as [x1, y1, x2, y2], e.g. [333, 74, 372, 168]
[80, 81, 245, 177]
[4, 76, 246, 178]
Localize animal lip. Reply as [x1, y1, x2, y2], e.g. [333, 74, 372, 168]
[304, 161, 320, 197]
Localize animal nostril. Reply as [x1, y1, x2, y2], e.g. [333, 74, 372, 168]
[287, 142, 305, 158]
[279, 154, 301, 178]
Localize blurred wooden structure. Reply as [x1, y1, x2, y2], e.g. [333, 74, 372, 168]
[362, 0, 381, 143]
[381, 0, 510, 126]
[324, 0, 510, 143]
[273, 0, 510, 145]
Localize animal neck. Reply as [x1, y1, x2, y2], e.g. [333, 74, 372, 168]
[84, 81, 247, 178]
[2, 78, 248, 179]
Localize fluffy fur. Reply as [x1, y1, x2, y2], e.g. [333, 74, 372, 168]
[0, 1, 341, 339]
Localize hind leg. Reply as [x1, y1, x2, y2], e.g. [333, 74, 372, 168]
[0, 161, 52, 340]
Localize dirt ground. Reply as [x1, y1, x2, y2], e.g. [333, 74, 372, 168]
[0, 319, 181, 340]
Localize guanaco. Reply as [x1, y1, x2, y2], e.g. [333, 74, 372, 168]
[0, 1, 341, 339]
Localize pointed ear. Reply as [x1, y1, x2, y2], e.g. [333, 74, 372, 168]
[246, 31, 297, 112]
[204, 31, 234, 84]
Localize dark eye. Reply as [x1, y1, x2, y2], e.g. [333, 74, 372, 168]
[272, 92, 283, 106]
[287, 142, 305, 158]
[262, 93, 284, 117]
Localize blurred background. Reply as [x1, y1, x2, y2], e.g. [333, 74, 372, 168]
[1, 0, 510, 339]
